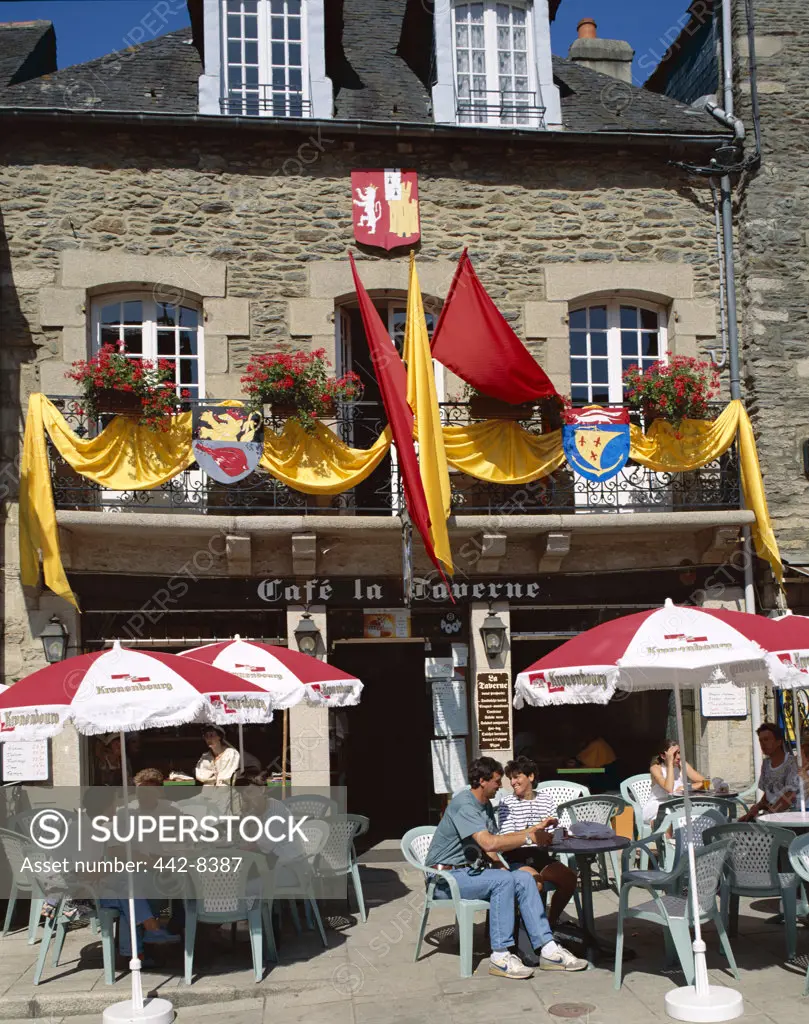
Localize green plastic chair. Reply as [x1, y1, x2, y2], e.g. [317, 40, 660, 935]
[401, 825, 490, 979]
[654, 795, 736, 828]
[314, 816, 368, 924]
[183, 849, 275, 984]
[0, 827, 46, 943]
[614, 839, 739, 989]
[619, 808, 727, 890]
[274, 817, 329, 946]
[35, 896, 118, 986]
[788, 833, 809, 994]
[558, 795, 626, 894]
[705, 822, 800, 961]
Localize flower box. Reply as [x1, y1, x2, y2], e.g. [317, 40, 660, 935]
[95, 388, 144, 416]
[469, 396, 535, 421]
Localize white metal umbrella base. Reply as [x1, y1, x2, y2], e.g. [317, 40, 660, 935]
[102, 997, 174, 1024]
[665, 985, 743, 1022]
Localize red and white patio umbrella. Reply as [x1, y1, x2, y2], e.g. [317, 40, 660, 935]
[178, 637, 363, 709]
[0, 641, 274, 739]
[0, 642, 273, 1024]
[513, 599, 800, 1023]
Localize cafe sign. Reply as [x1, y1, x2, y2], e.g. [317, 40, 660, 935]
[256, 577, 543, 606]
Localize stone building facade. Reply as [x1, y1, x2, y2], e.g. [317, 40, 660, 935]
[0, 1, 761, 814]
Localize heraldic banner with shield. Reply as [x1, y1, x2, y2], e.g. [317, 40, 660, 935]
[352, 169, 420, 250]
[192, 404, 264, 484]
[562, 406, 631, 482]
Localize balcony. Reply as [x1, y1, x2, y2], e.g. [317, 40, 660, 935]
[455, 89, 545, 129]
[45, 398, 740, 518]
[220, 87, 311, 118]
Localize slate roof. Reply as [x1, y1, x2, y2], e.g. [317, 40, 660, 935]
[0, 20, 56, 86]
[1, 21, 725, 139]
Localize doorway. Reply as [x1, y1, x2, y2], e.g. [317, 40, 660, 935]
[330, 642, 432, 841]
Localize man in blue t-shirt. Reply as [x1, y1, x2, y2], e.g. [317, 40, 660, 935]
[426, 756, 587, 979]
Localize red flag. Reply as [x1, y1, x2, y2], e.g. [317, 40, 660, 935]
[431, 249, 559, 404]
[348, 254, 450, 585]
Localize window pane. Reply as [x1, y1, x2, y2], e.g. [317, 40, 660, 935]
[179, 331, 197, 356]
[640, 308, 659, 330]
[641, 332, 659, 356]
[271, 16, 284, 39]
[287, 0, 301, 13]
[621, 330, 638, 356]
[569, 308, 586, 330]
[271, 41, 285, 65]
[269, 0, 283, 11]
[244, 40, 258, 64]
[590, 332, 607, 356]
[288, 17, 301, 41]
[122, 328, 142, 355]
[592, 387, 609, 404]
[227, 14, 241, 38]
[100, 326, 120, 346]
[589, 306, 607, 329]
[288, 43, 301, 66]
[569, 333, 587, 356]
[456, 24, 468, 47]
[591, 360, 609, 384]
[243, 14, 257, 38]
[245, 65, 258, 85]
[179, 361, 199, 385]
[228, 39, 241, 63]
[571, 386, 589, 404]
[157, 330, 175, 356]
[228, 67, 243, 87]
[100, 303, 120, 325]
[156, 302, 176, 326]
[243, 0, 257, 11]
[471, 24, 485, 47]
[123, 300, 143, 323]
[179, 306, 198, 328]
[620, 305, 638, 329]
[570, 360, 587, 384]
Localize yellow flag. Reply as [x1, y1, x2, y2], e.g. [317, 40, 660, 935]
[403, 252, 454, 574]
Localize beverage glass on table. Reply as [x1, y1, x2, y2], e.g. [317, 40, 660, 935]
[702, 779, 711, 791]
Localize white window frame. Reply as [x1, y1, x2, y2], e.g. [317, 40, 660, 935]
[90, 293, 206, 401]
[568, 298, 668, 406]
[221, 0, 310, 117]
[451, 1, 540, 128]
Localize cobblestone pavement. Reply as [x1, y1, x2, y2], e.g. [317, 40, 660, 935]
[2, 841, 807, 1023]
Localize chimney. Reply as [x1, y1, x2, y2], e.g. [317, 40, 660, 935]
[568, 18, 634, 84]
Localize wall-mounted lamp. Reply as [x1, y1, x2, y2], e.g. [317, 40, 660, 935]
[294, 612, 321, 656]
[39, 615, 69, 664]
[479, 606, 507, 659]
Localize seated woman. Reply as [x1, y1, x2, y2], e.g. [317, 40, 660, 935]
[740, 722, 799, 821]
[498, 756, 577, 929]
[642, 740, 706, 827]
[195, 725, 240, 786]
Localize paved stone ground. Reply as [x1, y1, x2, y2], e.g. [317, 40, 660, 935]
[2, 841, 808, 1023]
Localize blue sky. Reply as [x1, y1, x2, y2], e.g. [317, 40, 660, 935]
[4, 0, 693, 84]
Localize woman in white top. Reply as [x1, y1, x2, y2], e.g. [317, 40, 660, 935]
[642, 740, 705, 825]
[195, 725, 240, 786]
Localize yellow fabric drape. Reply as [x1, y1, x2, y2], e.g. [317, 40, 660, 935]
[403, 254, 453, 573]
[20, 394, 782, 606]
[443, 420, 566, 484]
[259, 420, 391, 493]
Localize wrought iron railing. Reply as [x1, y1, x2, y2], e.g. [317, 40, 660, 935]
[45, 397, 740, 517]
[456, 88, 545, 128]
[220, 88, 312, 118]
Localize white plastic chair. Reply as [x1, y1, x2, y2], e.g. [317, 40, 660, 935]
[314, 816, 368, 923]
[620, 774, 653, 840]
[788, 833, 809, 994]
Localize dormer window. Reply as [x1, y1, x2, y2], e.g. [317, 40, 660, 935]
[199, 0, 331, 118]
[453, 2, 539, 126]
[432, 0, 562, 130]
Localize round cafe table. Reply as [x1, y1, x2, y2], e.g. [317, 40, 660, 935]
[551, 833, 631, 965]
[758, 811, 809, 916]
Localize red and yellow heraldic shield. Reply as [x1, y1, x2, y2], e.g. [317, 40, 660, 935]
[351, 169, 420, 250]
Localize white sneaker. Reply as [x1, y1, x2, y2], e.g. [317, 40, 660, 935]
[489, 952, 534, 979]
[540, 945, 588, 971]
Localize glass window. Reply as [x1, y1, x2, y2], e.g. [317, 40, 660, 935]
[92, 297, 204, 401]
[453, 2, 538, 127]
[568, 301, 666, 405]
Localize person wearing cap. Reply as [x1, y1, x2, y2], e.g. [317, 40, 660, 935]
[195, 726, 240, 786]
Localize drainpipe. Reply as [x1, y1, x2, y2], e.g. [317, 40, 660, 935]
[704, 2, 762, 787]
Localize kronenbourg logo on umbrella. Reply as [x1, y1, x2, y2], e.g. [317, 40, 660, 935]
[192, 403, 264, 485]
[562, 406, 631, 482]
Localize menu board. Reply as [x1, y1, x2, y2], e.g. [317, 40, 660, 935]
[700, 683, 748, 718]
[432, 677, 469, 737]
[475, 672, 512, 750]
[425, 656, 453, 679]
[2, 740, 49, 782]
[431, 738, 468, 794]
[362, 608, 410, 638]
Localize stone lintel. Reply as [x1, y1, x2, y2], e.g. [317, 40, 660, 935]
[60, 251, 226, 299]
[524, 300, 567, 339]
[291, 532, 317, 575]
[538, 530, 572, 573]
[544, 263, 694, 303]
[671, 298, 717, 338]
[309, 259, 456, 302]
[226, 534, 251, 575]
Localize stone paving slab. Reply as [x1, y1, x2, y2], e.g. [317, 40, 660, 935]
[0, 853, 807, 1022]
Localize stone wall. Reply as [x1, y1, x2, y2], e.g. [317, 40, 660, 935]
[733, 0, 809, 562]
[0, 120, 726, 684]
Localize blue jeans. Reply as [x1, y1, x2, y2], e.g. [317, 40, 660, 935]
[436, 866, 554, 952]
[100, 898, 153, 956]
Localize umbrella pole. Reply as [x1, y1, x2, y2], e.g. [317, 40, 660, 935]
[238, 723, 245, 773]
[663, 682, 743, 1022]
[282, 709, 289, 796]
